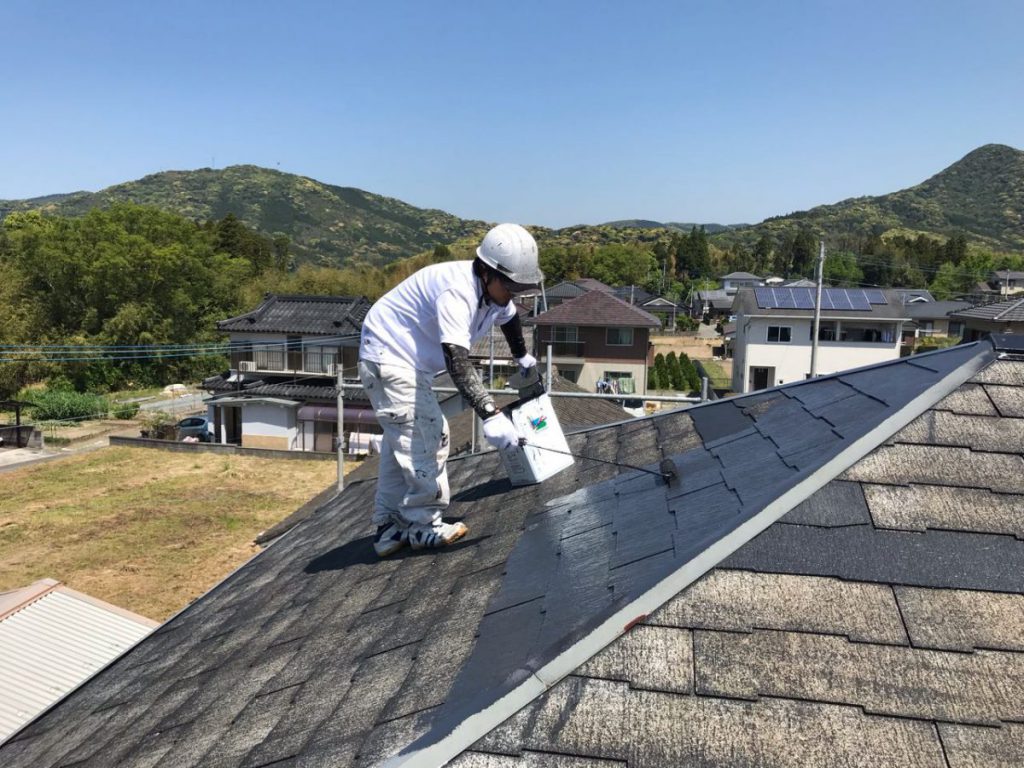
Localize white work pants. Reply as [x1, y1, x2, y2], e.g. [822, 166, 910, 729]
[358, 360, 450, 526]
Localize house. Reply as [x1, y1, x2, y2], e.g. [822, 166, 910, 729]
[951, 296, 1024, 341]
[694, 288, 734, 320]
[542, 279, 614, 309]
[990, 269, 1024, 296]
[0, 579, 157, 742]
[720, 271, 765, 294]
[732, 286, 909, 393]
[525, 290, 662, 395]
[5, 335, 1022, 766]
[781, 277, 817, 288]
[202, 294, 374, 452]
[900, 300, 972, 347]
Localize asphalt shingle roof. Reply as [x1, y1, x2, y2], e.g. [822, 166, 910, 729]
[526, 291, 662, 328]
[4, 337, 1024, 767]
[217, 295, 371, 336]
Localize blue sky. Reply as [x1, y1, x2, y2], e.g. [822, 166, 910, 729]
[2, 1, 1022, 228]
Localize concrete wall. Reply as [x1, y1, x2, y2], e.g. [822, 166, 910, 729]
[734, 316, 902, 393]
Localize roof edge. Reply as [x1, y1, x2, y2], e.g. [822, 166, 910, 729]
[380, 340, 996, 768]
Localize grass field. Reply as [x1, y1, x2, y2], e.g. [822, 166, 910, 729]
[0, 447, 338, 621]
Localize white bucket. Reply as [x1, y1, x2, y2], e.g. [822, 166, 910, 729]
[498, 392, 575, 486]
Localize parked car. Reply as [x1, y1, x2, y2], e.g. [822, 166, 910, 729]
[176, 416, 213, 442]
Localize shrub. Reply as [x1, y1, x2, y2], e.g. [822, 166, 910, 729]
[29, 389, 109, 422]
[112, 401, 141, 420]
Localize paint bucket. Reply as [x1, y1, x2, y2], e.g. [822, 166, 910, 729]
[498, 370, 574, 486]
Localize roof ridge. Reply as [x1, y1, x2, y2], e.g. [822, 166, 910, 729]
[993, 296, 1024, 321]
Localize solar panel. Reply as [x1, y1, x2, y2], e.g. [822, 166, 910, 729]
[793, 288, 815, 309]
[826, 288, 854, 311]
[754, 287, 774, 309]
[863, 289, 887, 305]
[775, 288, 797, 309]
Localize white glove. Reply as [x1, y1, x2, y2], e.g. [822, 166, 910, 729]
[515, 353, 537, 374]
[483, 413, 519, 449]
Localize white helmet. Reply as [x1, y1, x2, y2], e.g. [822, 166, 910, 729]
[476, 223, 544, 288]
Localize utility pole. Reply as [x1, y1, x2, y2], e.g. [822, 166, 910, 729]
[810, 240, 826, 379]
[336, 363, 344, 492]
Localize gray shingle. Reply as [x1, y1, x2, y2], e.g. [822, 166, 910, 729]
[694, 629, 1024, 725]
[862, 483, 1024, 538]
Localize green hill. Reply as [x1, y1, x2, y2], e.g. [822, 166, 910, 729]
[2, 145, 1021, 270]
[0, 165, 489, 267]
[726, 144, 1024, 251]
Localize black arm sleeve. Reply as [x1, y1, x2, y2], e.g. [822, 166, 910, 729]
[499, 314, 528, 359]
[442, 343, 496, 420]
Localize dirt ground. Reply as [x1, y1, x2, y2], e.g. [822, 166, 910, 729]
[651, 333, 732, 384]
[0, 447, 338, 621]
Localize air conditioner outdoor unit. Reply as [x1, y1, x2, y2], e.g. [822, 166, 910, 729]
[325, 363, 337, 376]
[239, 361, 257, 372]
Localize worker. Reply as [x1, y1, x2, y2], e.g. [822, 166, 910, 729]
[359, 223, 543, 557]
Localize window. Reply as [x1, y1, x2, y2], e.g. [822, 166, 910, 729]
[553, 326, 578, 342]
[606, 327, 634, 346]
[767, 326, 791, 343]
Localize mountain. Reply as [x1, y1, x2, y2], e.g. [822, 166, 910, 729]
[0, 165, 489, 266]
[602, 220, 748, 234]
[737, 144, 1024, 251]
[2, 145, 1021, 268]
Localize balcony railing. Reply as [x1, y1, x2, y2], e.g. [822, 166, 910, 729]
[537, 338, 586, 357]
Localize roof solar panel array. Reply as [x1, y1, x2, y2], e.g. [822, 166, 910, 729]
[753, 287, 888, 311]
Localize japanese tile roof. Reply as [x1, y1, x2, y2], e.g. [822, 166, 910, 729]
[903, 300, 973, 320]
[611, 285, 655, 305]
[734, 287, 912, 320]
[572, 278, 614, 292]
[526, 291, 662, 328]
[217, 294, 371, 336]
[951, 297, 1024, 323]
[469, 326, 535, 361]
[202, 375, 341, 403]
[4, 337, 1024, 767]
[542, 282, 588, 300]
[992, 269, 1024, 281]
[721, 271, 763, 280]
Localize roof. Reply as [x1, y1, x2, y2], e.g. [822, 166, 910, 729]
[721, 272, 763, 280]
[611, 285, 655, 305]
[897, 288, 936, 303]
[992, 269, 1024, 281]
[733, 287, 911, 320]
[572, 278, 614, 292]
[781, 278, 817, 287]
[525, 290, 662, 328]
[217, 294, 371, 336]
[0, 580, 157, 743]
[903, 300, 973, 320]
[951, 297, 1024, 323]
[469, 325, 535, 360]
[543, 281, 588, 300]
[6, 338, 1023, 766]
[203, 375, 342, 404]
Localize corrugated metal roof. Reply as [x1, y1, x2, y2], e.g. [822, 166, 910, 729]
[0, 584, 155, 743]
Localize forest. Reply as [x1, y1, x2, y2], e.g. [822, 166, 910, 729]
[1, 204, 1021, 399]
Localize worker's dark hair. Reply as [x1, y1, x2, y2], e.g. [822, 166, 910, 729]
[472, 257, 500, 283]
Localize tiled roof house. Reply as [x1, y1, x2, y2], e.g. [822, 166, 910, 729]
[3, 336, 1024, 766]
[525, 291, 661, 396]
[204, 294, 374, 452]
[952, 297, 1024, 341]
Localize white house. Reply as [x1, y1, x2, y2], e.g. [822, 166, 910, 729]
[720, 271, 765, 294]
[203, 295, 376, 452]
[731, 287, 909, 393]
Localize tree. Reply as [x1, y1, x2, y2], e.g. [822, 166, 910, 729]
[930, 261, 961, 300]
[665, 352, 684, 391]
